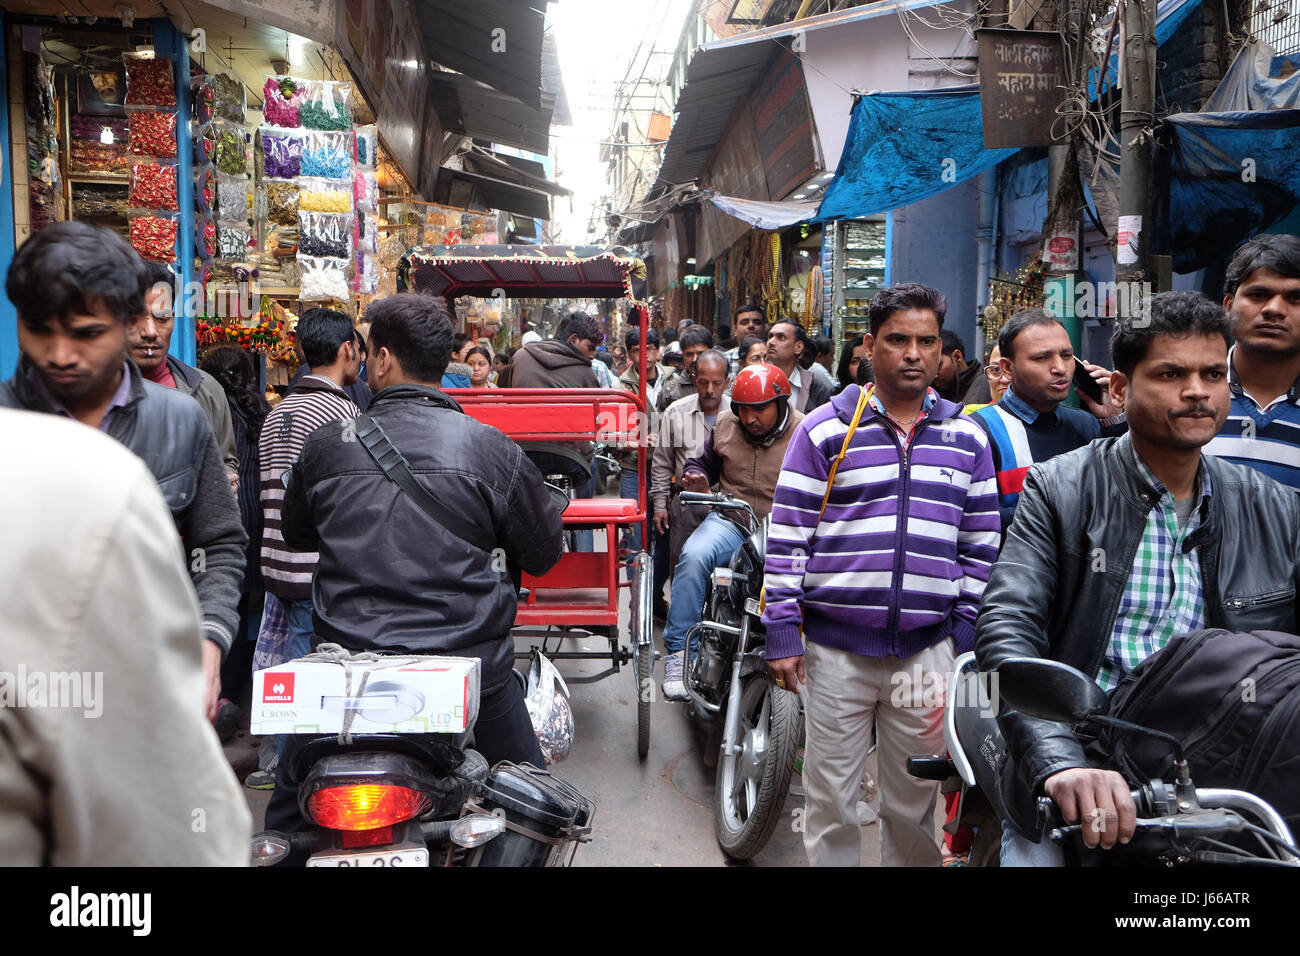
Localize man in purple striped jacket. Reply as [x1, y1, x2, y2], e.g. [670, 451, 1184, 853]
[763, 283, 1002, 866]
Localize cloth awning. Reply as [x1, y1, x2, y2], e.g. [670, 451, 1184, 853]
[815, 87, 1016, 222]
[707, 193, 818, 229]
[1164, 109, 1300, 272]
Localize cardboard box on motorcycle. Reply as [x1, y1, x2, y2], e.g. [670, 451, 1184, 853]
[251, 656, 481, 735]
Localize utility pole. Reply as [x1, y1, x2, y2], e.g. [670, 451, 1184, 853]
[1116, 0, 1158, 305]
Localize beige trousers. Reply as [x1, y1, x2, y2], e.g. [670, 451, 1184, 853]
[802, 637, 953, 867]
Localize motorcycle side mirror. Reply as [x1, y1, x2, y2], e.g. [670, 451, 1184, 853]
[543, 482, 571, 513]
[995, 657, 1109, 724]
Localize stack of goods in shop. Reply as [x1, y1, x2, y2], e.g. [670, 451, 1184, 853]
[23, 51, 60, 233]
[192, 71, 249, 265]
[352, 126, 378, 294]
[124, 53, 180, 263]
[69, 115, 129, 177]
[258, 75, 360, 303]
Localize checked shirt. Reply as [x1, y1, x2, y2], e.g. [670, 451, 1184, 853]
[1096, 451, 1212, 692]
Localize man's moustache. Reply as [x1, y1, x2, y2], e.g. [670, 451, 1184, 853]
[1173, 406, 1216, 418]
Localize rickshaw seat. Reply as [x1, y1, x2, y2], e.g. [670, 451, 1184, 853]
[562, 497, 640, 523]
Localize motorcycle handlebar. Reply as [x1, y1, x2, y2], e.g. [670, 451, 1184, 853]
[679, 491, 759, 521]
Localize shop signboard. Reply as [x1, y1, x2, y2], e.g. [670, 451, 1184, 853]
[977, 28, 1066, 149]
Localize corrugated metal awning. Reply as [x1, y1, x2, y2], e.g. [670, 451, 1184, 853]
[428, 71, 554, 155]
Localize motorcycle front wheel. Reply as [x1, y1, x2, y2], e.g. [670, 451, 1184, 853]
[714, 674, 803, 860]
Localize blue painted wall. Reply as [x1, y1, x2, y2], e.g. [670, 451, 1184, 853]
[0, 11, 18, 380]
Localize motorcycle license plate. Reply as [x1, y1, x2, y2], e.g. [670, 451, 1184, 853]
[307, 845, 429, 867]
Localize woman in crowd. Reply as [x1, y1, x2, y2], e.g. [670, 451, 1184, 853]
[441, 333, 474, 388]
[739, 334, 767, 367]
[466, 345, 495, 388]
[837, 335, 871, 391]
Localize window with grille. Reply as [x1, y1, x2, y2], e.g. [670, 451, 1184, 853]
[1249, 0, 1300, 55]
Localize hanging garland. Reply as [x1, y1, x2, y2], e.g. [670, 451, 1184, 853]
[983, 252, 1046, 340]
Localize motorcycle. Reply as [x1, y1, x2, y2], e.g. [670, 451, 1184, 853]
[249, 672, 595, 868]
[907, 652, 1300, 866]
[678, 491, 804, 861]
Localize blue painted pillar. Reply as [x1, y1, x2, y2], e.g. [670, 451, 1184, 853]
[0, 11, 19, 380]
[152, 18, 196, 366]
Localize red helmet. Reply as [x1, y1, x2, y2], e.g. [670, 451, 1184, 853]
[730, 363, 790, 411]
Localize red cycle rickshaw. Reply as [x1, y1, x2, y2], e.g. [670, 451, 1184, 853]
[401, 245, 655, 757]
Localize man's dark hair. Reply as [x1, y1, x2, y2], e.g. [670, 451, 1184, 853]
[298, 307, 357, 368]
[1223, 234, 1300, 298]
[679, 325, 714, 350]
[718, 324, 731, 340]
[626, 327, 660, 350]
[555, 311, 603, 348]
[734, 302, 765, 323]
[940, 329, 966, 358]
[811, 334, 832, 359]
[997, 308, 1064, 360]
[365, 293, 454, 383]
[140, 260, 176, 298]
[1110, 291, 1232, 377]
[7, 221, 146, 329]
[867, 283, 947, 337]
[662, 327, 678, 345]
[594, 350, 614, 369]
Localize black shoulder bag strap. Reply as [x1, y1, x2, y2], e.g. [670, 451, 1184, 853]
[354, 414, 496, 555]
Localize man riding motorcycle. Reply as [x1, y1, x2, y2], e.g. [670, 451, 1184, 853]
[661, 364, 804, 700]
[976, 291, 1300, 865]
[265, 293, 565, 839]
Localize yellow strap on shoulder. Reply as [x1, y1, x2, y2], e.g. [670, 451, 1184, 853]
[817, 385, 871, 524]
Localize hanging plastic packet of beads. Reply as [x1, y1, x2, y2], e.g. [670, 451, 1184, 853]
[127, 109, 177, 158]
[298, 212, 353, 259]
[212, 122, 247, 175]
[355, 210, 378, 254]
[298, 176, 352, 214]
[300, 131, 352, 180]
[193, 72, 245, 125]
[130, 213, 178, 263]
[196, 214, 217, 260]
[352, 167, 377, 214]
[128, 160, 178, 212]
[300, 80, 353, 131]
[358, 253, 379, 295]
[259, 127, 303, 180]
[265, 180, 300, 227]
[195, 165, 216, 215]
[124, 53, 176, 108]
[298, 255, 351, 302]
[194, 123, 217, 166]
[216, 172, 249, 224]
[354, 125, 378, 170]
[253, 187, 268, 222]
[262, 75, 307, 128]
[217, 224, 252, 261]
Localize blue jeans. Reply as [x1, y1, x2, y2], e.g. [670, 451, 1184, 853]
[662, 513, 746, 655]
[1000, 824, 1065, 866]
[574, 471, 594, 553]
[277, 598, 316, 762]
[620, 467, 643, 559]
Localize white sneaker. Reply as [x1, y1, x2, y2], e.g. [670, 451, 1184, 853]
[662, 650, 688, 701]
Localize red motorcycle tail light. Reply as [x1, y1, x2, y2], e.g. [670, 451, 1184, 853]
[306, 785, 431, 831]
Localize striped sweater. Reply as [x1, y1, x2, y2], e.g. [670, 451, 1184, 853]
[762, 384, 1002, 661]
[1203, 350, 1300, 489]
[259, 376, 359, 599]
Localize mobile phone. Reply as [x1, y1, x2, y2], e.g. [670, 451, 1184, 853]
[1073, 357, 1105, 405]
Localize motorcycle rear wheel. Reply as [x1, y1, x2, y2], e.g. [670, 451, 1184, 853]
[714, 674, 803, 860]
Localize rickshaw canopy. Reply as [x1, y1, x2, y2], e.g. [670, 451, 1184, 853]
[401, 244, 646, 302]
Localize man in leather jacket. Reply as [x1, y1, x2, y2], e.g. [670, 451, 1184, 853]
[277, 293, 564, 769]
[0, 222, 246, 722]
[976, 291, 1300, 864]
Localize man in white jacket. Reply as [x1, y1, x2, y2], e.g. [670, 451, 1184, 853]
[0, 408, 251, 865]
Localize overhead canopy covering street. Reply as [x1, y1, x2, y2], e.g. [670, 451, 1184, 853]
[815, 87, 1016, 222]
[402, 246, 646, 301]
[427, 71, 555, 156]
[414, 0, 548, 110]
[432, 148, 570, 220]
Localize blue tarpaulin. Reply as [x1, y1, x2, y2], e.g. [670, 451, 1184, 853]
[1165, 109, 1300, 272]
[1087, 0, 1205, 99]
[815, 87, 1016, 222]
